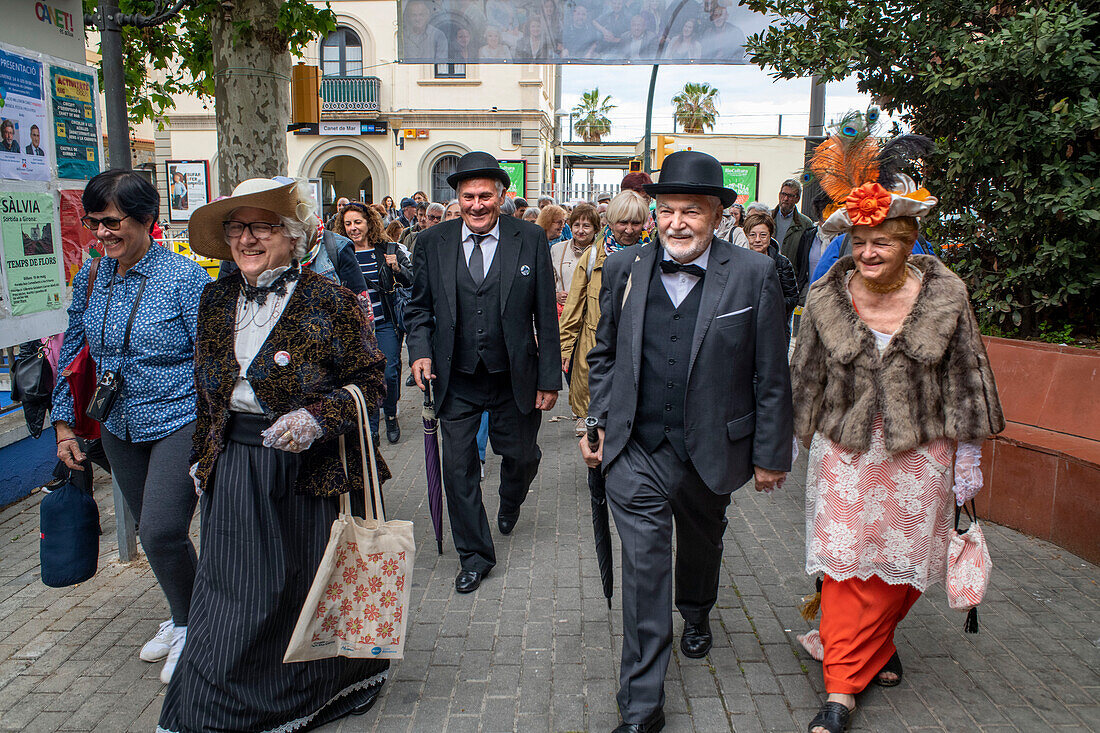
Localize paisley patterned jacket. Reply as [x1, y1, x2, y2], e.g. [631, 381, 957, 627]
[191, 267, 391, 497]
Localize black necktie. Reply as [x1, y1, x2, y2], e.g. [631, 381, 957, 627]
[468, 234, 487, 286]
[659, 259, 706, 279]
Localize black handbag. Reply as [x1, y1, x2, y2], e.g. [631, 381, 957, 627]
[385, 243, 411, 335]
[40, 466, 101, 587]
[11, 340, 54, 439]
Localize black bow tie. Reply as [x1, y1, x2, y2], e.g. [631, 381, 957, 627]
[660, 259, 706, 278]
[241, 261, 301, 305]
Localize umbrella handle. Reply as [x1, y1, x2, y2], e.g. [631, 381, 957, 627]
[585, 416, 600, 451]
[423, 379, 432, 406]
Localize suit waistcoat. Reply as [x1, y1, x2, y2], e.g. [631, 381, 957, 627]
[453, 243, 508, 374]
[633, 261, 702, 461]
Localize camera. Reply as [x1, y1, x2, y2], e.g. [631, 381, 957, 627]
[85, 370, 124, 423]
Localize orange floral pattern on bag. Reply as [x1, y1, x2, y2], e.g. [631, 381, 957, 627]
[309, 548, 411, 657]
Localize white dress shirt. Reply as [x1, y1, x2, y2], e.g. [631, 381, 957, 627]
[461, 220, 501, 274]
[230, 266, 298, 414]
[661, 246, 710, 308]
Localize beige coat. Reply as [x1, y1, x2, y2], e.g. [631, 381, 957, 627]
[558, 232, 608, 418]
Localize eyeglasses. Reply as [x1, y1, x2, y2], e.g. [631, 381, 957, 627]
[426, 214, 442, 222]
[81, 215, 132, 231]
[223, 221, 285, 239]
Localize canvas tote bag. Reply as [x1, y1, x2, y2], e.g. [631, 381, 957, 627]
[284, 384, 415, 662]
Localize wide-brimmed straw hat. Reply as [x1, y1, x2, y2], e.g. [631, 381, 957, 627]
[188, 178, 316, 260]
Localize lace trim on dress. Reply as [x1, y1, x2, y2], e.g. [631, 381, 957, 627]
[804, 417, 956, 593]
[155, 669, 389, 733]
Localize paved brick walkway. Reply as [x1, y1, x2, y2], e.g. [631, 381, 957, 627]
[1, 388, 1097, 732]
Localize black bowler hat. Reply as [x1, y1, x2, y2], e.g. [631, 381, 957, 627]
[446, 151, 511, 189]
[643, 150, 737, 207]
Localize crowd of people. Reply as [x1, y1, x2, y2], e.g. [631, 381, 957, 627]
[45, 128, 1002, 733]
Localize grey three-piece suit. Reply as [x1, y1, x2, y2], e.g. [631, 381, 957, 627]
[587, 236, 794, 723]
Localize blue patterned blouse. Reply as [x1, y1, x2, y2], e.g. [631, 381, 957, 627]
[52, 243, 211, 442]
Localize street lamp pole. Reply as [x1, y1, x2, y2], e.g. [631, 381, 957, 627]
[85, 0, 189, 171]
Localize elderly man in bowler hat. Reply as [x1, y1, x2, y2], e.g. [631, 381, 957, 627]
[406, 151, 561, 594]
[582, 150, 794, 732]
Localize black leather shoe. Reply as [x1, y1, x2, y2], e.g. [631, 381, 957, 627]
[455, 569, 485, 593]
[405, 374, 415, 387]
[680, 619, 712, 658]
[385, 415, 400, 444]
[497, 511, 519, 535]
[612, 708, 665, 733]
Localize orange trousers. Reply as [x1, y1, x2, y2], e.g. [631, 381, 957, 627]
[819, 575, 921, 694]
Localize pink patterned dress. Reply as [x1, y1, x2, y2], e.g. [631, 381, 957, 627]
[805, 414, 956, 592]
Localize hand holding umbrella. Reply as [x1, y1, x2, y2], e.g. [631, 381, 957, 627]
[581, 417, 614, 609]
[421, 380, 444, 555]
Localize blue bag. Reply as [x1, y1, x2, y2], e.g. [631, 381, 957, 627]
[40, 470, 101, 587]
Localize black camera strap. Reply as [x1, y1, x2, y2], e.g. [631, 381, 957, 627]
[99, 272, 148, 361]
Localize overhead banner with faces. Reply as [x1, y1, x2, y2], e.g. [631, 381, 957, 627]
[397, 0, 770, 65]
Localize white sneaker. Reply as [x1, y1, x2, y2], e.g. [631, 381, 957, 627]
[160, 626, 187, 684]
[139, 620, 175, 662]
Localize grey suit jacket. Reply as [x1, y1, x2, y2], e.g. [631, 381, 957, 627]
[587, 237, 793, 494]
[405, 215, 562, 413]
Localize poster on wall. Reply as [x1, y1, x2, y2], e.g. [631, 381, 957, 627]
[166, 160, 211, 222]
[1, 192, 63, 316]
[0, 48, 49, 181]
[498, 159, 526, 199]
[58, 189, 99, 286]
[722, 163, 759, 206]
[50, 66, 100, 180]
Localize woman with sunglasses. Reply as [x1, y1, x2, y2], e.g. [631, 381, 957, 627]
[337, 202, 413, 444]
[51, 169, 211, 683]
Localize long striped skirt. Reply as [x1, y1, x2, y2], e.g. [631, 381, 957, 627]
[157, 414, 388, 733]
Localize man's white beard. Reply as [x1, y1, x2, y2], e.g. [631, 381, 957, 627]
[660, 228, 711, 263]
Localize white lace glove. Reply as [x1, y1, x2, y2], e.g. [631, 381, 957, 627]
[261, 409, 322, 453]
[189, 463, 201, 495]
[952, 441, 984, 506]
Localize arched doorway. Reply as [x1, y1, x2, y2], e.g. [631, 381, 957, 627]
[430, 155, 460, 203]
[319, 155, 373, 221]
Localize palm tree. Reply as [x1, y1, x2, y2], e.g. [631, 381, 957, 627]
[672, 82, 719, 134]
[572, 88, 615, 143]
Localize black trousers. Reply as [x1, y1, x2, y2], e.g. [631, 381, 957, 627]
[438, 365, 542, 573]
[604, 438, 732, 722]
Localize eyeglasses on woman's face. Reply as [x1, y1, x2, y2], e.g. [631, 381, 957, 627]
[223, 220, 285, 239]
[81, 215, 132, 231]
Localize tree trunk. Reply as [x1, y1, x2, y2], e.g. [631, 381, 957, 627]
[211, 0, 290, 194]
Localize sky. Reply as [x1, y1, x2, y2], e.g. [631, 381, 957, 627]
[561, 65, 877, 141]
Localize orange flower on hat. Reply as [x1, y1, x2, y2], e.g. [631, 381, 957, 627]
[845, 182, 893, 227]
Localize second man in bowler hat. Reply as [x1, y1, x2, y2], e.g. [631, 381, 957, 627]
[406, 151, 561, 593]
[582, 151, 794, 732]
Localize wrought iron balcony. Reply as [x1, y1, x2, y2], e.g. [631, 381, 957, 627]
[321, 76, 381, 113]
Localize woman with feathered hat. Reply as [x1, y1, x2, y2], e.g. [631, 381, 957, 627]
[790, 111, 1005, 733]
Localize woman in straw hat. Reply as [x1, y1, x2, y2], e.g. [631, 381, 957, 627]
[790, 112, 1003, 733]
[157, 178, 392, 733]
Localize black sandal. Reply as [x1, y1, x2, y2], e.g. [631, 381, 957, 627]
[808, 701, 853, 733]
[874, 650, 903, 687]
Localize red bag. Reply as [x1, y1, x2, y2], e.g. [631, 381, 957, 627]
[61, 258, 101, 440]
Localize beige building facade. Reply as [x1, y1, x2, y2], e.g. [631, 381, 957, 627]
[155, 0, 559, 223]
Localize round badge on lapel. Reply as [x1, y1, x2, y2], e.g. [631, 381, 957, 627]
[274, 351, 291, 367]
[520, 265, 531, 276]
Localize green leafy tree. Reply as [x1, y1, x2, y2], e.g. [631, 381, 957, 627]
[83, 0, 336, 190]
[672, 82, 719, 134]
[745, 0, 1100, 341]
[572, 88, 615, 143]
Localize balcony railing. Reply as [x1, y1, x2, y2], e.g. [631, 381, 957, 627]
[321, 76, 381, 113]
